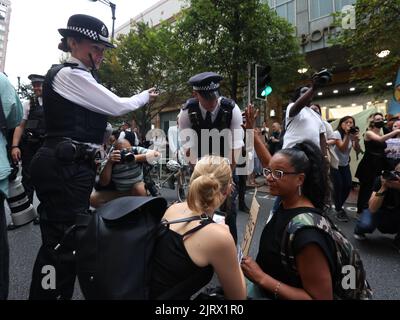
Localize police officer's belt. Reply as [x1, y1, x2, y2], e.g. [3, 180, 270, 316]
[44, 137, 100, 164]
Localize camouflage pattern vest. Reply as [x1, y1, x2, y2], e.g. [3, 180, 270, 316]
[281, 211, 373, 300]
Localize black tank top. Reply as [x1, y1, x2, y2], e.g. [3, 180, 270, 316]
[150, 218, 214, 299]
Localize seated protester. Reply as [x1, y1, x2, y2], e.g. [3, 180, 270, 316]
[150, 155, 246, 300]
[90, 138, 160, 208]
[241, 138, 337, 300]
[354, 162, 400, 250]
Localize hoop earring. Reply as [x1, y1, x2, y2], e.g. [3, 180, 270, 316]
[298, 185, 302, 197]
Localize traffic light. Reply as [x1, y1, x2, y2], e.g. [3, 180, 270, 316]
[255, 64, 272, 100]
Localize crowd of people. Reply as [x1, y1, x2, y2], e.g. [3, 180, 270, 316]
[0, 12, 398, 301]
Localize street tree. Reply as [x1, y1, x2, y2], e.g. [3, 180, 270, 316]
[100, 22, 187, 137]
[333, 0, 400, 94]
[175, 0, 305, 103]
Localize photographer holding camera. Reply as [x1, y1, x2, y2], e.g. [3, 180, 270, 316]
[354, 163, 400, 251]
[329, 116, 362, 222]
[355, 113, 400, 216]
[90, 138, 160, 208]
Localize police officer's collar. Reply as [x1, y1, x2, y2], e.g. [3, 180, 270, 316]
[198, 97, 222, 117]
[67, 56, 91, 72]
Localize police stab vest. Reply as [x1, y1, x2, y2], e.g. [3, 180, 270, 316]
[25, 97, 46, 138]
[183, 97, 234, 159]
[43, 63, 107, 144]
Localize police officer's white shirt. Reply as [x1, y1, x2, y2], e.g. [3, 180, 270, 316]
[22, 97, 43, 121]
[178, 97, 244, 150]
[53, 57, 150, 116]
[283, 102, 326, 149]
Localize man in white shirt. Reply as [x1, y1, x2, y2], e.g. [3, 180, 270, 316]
[271, 72, 331, 214]
[283, 86, 327, 153]
[178, 72, 244, 244]
[28, 14, 158, 300]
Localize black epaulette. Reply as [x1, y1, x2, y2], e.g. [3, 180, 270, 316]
[182, 98, 199, 111]
[220, 97, 235, 111]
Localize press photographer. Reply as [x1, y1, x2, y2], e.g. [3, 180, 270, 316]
[354, 163, 400, 251]
[90, 138, 160, 208]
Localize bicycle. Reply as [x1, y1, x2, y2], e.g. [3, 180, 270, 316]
[145, 157, 190, 202]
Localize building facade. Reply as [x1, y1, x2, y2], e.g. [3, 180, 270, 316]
[0, 0, 11, 73]
[266, 0, 390, 120]
[115, 0, 187, 37]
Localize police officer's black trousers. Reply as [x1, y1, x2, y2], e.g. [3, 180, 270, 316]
[29, 146, 95, 300]
[0, 194, 9, 300]
[221, 174, 239, 244]
[20, 140, 42, 204]
[237, 173, 247, 208]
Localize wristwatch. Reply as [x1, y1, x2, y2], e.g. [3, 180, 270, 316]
[375, 191, 386, 197]
[11, 145, 19, 149]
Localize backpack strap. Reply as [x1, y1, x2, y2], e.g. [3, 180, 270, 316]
[182, 216, 214, 238]
[162, 213, 214, 237]
[156, 214, 215, 300]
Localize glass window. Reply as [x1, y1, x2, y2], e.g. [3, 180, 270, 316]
[270, 0, 296, 26]
[335, 0, 356, 12]
[310, 0, 334, 20]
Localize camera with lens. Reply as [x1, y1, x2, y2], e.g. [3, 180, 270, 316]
[382, 170, 400, 181]
[349, 126, 359, 135]
[120, 148, 136, 164]
[312, 69, 332, 87]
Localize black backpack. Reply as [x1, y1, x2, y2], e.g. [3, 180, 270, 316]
[74, 196, 210, 299]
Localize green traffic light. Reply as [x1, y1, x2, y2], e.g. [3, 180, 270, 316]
[261, 86, 272, 97]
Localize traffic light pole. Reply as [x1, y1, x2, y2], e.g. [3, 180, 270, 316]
[264, 96, 268, 123]
[247, 62, 252, 105]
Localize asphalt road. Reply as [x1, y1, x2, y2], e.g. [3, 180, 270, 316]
[5, 186, 400, 300]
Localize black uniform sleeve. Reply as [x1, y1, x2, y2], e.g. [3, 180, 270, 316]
[292, 228, 337, 277]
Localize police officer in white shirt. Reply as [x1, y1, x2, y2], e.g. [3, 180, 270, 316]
[178, 72, 244, 243]
[28, 14, 158, 300]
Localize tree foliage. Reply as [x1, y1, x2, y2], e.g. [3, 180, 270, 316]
[18, 83, 33, 101]
[333, 0, 400, 94]
[176, 0, 305, 102]
[100, 0, 305, 132]
[99, 22, 187, 135]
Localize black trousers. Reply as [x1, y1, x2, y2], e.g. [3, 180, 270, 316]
[237, 173, 247, 207]
[357, 178, 375, 214]
[221, 173, 239, 244]
[29, 146, 95, 300]
[20, 139, 42, 204]
[0, 194, 9, 300]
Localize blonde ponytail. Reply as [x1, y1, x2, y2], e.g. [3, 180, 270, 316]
[187, 155, 231, 214]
